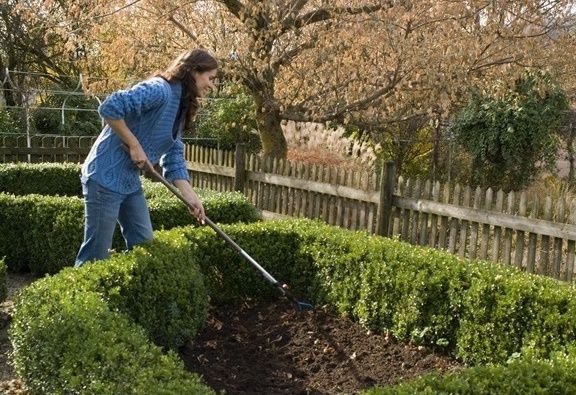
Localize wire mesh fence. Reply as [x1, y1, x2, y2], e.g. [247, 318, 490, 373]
[0, 69, 219, 147]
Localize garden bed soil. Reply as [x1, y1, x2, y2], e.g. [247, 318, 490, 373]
[0, 274, 465, 394]
[180, 299, 465, 394]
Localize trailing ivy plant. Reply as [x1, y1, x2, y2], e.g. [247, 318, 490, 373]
[451, 71, 569, 191]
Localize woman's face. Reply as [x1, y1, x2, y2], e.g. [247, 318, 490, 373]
[194, 69, 218, 97]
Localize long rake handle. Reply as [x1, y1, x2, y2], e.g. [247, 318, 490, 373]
[144, 166, 309, 308]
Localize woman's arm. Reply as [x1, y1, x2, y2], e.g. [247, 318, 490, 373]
[174, 179, 205, 223]
[99, 78, 170, 170]
[105, 118, 151, 170]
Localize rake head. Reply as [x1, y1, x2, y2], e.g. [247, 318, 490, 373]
[279, 283, 314, 311]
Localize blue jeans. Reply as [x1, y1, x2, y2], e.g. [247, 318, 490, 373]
[75, 179, 153, 267]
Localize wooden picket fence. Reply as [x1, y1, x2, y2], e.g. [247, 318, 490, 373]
[186, 144, 576, 282]
[0, 134, 94, 163]
[391, 181, 576, 282]
[2, 137, 576, 282]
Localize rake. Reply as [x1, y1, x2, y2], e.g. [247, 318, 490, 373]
[144, 164, 313, 311]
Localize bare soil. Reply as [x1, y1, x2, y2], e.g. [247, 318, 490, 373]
[180, 300, 464, 394]
[0, 275, 465, 395]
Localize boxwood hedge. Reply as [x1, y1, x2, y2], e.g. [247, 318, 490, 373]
[176, 220, 576, 393]
[11, 230, 213, 394]
[0, 167, 260, 274]
[0, 162, 82, 197]
[10, 216, 576, 393]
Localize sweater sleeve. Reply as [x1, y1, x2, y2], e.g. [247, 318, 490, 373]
[98, 78, 170, 120]
[159, 139, 190, 183]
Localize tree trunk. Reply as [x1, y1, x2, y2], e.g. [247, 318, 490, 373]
[392, 139, 405, 176]
[432, 116, 442, 183]
[256, 102, 287, 159]
[0, 61, 16, 107]
[568, 121, 575, 184]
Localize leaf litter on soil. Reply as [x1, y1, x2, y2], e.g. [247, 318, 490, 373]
[180, 299, 465, 395]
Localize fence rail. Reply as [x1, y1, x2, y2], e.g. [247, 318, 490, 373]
[3, 139, 576, 282]
[0, 134, 94, 162]
[185, 144, 576, 282]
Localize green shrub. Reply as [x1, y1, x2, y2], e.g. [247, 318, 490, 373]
[455, 264, 543, 364]
[451, 71, 568, 191]
[194, 84, 262, 154]
[181, 220, 309, 304]
[353, 241, 469, 349]
[0, 193, 93, 273]
[0, 162, 83, 196]
[31, 90, 101, 136]
[188, 219, 576, 363]
[11, 218, 576, 394]
[0, 185, 259, 274]
[144, 181, 260, 229]
[365, 353, 576, 394]
[176, 219, 576, 361]
[516, 279, 576, 360]
[188, 220, 576, 392]
[76, 230, 209, 350]
[10, 230, 212, 394]
[0, 109, 20, 134]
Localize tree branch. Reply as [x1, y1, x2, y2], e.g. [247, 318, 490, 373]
[271, 36, 317, 70]
[92, 0, 143, 20]
[216, 0, 244, 19]
[287, 3, 391, 30]
[168, 15, 203, 46]
[280, 0, 309, 19]
[283, 82, 398, 124]
[468, 56, 518, 73]
[282, 64, 410, 124]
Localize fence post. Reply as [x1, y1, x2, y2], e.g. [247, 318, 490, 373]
[376, 161, 396, 237]
[234, 143, 246, 192]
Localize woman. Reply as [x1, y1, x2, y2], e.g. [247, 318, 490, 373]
[75, 49, 218, 267]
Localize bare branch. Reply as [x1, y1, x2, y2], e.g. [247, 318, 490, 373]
[216, 0, 244, 19]
[285, 3, 391, 31]
[282, 67, 407, 124]
[271, 37, 317, 70]
[168, 15, 203, 47]
[349, 111, 431, 131]
[288, 0, 309, 14]
[92, 0, 143, 20]
[279, 0, 308, 20]
[468, 56, 520, 73]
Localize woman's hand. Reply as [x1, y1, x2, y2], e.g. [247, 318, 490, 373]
[174, 179, 205, 224]
[128, 144, 151, 170]
[105, 117, 152, 170]
[186, 189, 205, 224]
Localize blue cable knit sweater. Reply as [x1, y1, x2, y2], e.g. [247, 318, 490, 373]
[81, 77, 190, 193]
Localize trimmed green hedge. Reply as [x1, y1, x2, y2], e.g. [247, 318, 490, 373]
[179, 221, 576, 362]
[11, 219, 576, 393]
[0, 163, 82, 196]
[11, 230, 213, 394]
[177, 220, 576, 392]
[0, 182, 259, 274]
[366, 353, 576, 394]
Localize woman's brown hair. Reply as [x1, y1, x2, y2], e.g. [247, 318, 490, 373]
[158, 48, 218, 129]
